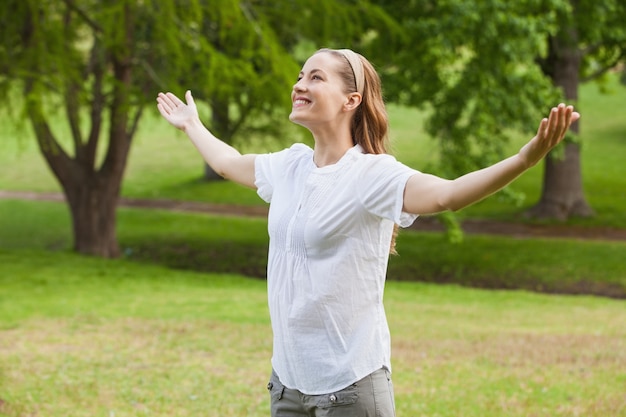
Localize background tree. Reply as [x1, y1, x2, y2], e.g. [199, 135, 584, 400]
[194, 0, 397, 179]
[0, 0, 201, 257]
[530, 0, 626, 219]
[0, 0, 398, 257]
[370, 0, 626, 221]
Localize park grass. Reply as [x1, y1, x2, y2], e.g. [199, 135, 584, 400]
[1, 248, 625, 417]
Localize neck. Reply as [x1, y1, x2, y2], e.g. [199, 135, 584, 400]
[307, 121, 354, 167]
[312, 140, 354, 167]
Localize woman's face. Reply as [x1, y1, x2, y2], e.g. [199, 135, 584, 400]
[289, 52, 352, 129]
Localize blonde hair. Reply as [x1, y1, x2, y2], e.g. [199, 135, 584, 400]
[316, 48, 399, 253]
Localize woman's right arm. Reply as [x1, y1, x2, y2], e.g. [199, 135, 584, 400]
[156, 90, 257, 189]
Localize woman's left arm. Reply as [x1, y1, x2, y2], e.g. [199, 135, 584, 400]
[403, 103, 580, 215]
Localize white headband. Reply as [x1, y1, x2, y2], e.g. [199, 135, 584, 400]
[336, 49, 365, 95]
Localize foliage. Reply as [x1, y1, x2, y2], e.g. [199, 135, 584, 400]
[0, 0, 219, 256]
[0, 0, 401, 256]
[368, 0, 562, 177]
[573, 0, 626, 84]
[177, 0, 400, 148]
[368, 0, 626, 180]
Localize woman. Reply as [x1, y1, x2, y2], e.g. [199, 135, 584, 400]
[157, 48, 579, 417]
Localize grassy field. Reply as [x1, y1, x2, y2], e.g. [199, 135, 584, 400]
[1, 248, 625, 417]
[2, 199, 625, 299]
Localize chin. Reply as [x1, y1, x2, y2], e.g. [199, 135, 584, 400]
[289, 113, 307, 128]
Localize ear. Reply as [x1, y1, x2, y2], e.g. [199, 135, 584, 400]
[343, 92, 362, 112]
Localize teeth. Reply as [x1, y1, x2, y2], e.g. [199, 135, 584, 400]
[294, 99, 309, 105]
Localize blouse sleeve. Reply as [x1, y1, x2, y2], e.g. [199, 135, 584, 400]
[254, 143, 311, 203]
[358, 154, 420, 228]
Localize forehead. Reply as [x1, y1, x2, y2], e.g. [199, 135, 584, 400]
[300, 52, 344, 74]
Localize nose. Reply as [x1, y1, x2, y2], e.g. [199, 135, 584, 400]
[293, 79, 306, 93]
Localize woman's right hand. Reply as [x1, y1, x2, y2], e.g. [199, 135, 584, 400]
[156, 90, 199, 132]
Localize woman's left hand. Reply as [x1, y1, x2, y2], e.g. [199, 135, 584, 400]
[519, 103, 581, 168]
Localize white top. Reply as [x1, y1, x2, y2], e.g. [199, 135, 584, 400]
[255, 143, 419, 395]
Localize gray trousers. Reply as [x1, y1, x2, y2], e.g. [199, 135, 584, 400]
[267, 368, 396, 417]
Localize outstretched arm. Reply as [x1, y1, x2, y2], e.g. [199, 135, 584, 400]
[156, 90, 257, 189]
[403, 103, 580, 215]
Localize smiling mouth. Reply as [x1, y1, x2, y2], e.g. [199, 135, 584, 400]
[293, 99, 311, 107]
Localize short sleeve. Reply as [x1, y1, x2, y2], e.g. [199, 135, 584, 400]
[254, 143, 312, 203]
[358, 155, 420, 228]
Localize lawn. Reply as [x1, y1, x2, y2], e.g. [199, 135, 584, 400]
[2, 199, 625, 298]
[1, 249, 624, 417]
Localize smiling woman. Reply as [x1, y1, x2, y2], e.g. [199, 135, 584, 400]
[155, 47, 578, 417]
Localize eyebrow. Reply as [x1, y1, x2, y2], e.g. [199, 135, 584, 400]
[299, 68, 326, 76]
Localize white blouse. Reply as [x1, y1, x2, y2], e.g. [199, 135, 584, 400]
[255, 143, 418, 395]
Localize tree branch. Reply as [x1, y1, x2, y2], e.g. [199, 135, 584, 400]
[86, 39, 106, 168]
[580, 51, 626, 83]
[65, 80, 84, 157]
[62, 6, 84, 160]
[24, 80, 74, 186]
[61, 0, 102, 33]
[127, 106, 144, 140]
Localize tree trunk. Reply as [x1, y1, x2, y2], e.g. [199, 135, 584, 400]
[22, 2, 135, 258]
[528, 11, 594, 220]
[64, 179, 121, 257]
[529, 142, 593, 220]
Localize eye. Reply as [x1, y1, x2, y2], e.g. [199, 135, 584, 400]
[296, 76, 303, 82]
[312, 75, 322, 80]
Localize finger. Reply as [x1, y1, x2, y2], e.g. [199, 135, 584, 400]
[185, 90, 195, 107]
[166, 92, 185, 107]
[560, 105, 574, 141]
[156, 93, 171, 114]
[554, 104, 576, 146]
[157, 92, 179, 111]
[555, 103, 568, 145]
[546, 106, 559, 141]
[542, 107, 557, 142]
[156, 103, 171, 118]
[156, 92, 167, 107]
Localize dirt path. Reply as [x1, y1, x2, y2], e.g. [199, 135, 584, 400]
[2, 190, 626, 242]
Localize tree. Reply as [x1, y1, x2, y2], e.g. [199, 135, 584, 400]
[530, 0, 626, 219]
[195, 0, 398, 179]
[189, 0, 301, 180]
[0, 0, 199, 257]
[369, 0, 626, 221]
[0, 0, 398, 257]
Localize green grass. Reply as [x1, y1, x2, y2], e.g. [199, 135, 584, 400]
[1, 249, 625, 416]
[2, 199, 625, 300]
